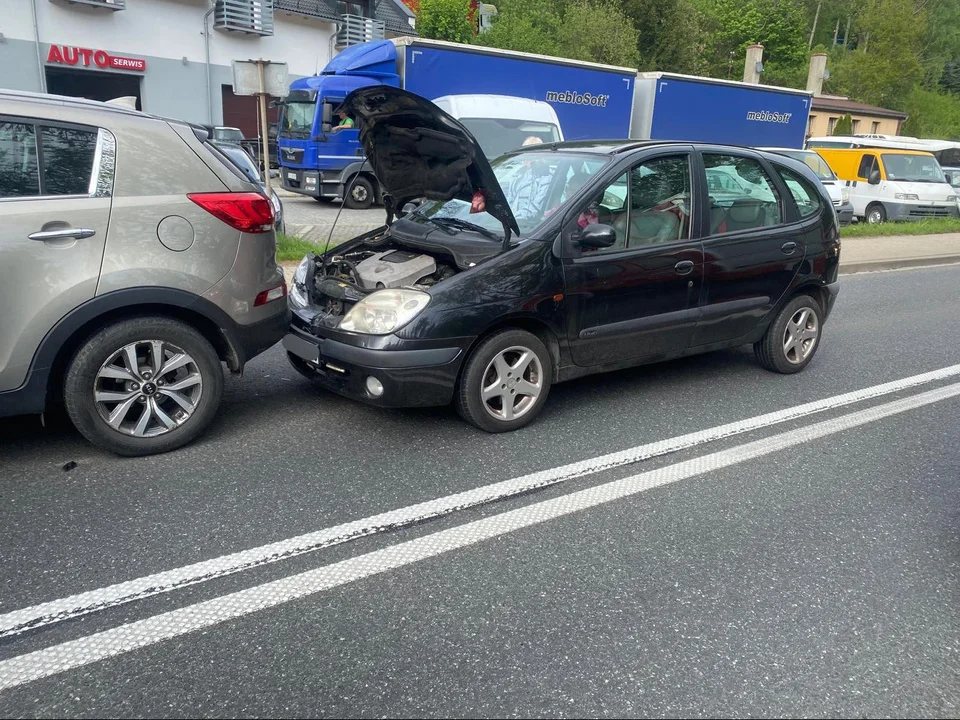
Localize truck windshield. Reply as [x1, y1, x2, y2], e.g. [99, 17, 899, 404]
[775, 151, 836, 180]
[881, 154, 946, 183]
[457, 119, 561, 159]
[280, 102, 315, 139]
[418, 152, 609, 237]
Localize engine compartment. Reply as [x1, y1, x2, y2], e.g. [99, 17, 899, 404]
[304, 236, 459, 329]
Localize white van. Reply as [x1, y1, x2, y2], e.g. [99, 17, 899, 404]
[759, 147, 855, 225]
[431, 94, 564, 159]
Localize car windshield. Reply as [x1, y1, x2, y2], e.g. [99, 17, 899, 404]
[881, 154, 946, 183]
[457, 118, 561, 159]
[416, 151, 610, 237]
[776, 151, 836, 180]
[280, 101, 315, 139]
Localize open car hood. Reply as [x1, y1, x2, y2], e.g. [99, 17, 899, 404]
[339, 86, 520, 237]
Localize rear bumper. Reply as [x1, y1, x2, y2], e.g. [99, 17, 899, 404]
[231, 305, 291, 366]
[283, 326, 466, 408]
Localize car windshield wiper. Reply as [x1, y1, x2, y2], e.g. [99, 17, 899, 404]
[433, 217, 503, 242]
[409, 209, 457, 235]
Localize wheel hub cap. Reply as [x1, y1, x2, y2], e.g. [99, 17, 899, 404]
[93, 340, 203, 438]
[481, 345, 543, 422]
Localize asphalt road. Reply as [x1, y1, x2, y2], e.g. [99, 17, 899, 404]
[1, 265, 959, 718]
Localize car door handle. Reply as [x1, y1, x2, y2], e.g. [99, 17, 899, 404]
[780, 241, 798, 255]
[674, 260, 694, 275]
[28, 228, 96, 241]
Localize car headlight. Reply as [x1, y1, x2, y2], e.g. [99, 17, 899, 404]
[840, 187, 849, 203]
[895, 193, 920, 201]
[946, 194, 960, 202]
[293, 255, 309, 285]
[340, 289, 430, 335]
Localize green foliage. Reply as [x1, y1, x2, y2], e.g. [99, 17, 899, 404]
[556, 1, 641, 67]
[900, 87, 960, 139]
[699, 0, 808, 81]
[472, 0, 564, 56]
[476, 0, 639, 67]
[841, 217, 960, 237]
[941, 59, 960, 96]
[622, 0, 702, 73]
[417, 0, 474, 43]
[832, 113, 853, 135]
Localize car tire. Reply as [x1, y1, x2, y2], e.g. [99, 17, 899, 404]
[866, 203, 887, 224]
[343, 176, 374, 210]
[455, 329, 552, 433]
[64, 317, 224, 457]
[754, 295, 823, 375]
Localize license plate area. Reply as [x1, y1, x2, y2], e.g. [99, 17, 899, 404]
[282, 333, 319, 364]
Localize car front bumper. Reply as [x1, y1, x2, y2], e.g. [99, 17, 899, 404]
[884, 201, 959, 221]
[282, 321, 468, 408]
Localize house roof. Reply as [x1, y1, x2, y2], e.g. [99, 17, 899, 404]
[810, 95, 908, 120]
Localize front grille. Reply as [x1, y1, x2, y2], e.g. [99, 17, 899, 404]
[281, 147, 304, 165]
[908, 206, 954, 218]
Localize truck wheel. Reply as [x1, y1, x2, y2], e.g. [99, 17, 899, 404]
[64, 317, 224, 456]
[455, 329, 552, 433]
[344, 176, 374, 210]
[866, 203, 886, 224]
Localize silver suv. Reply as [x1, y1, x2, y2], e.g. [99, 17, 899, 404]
[0, 91, 289, 456]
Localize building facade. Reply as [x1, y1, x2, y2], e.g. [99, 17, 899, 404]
[807, 95, 908, 140]
[1, 0, 415, 135]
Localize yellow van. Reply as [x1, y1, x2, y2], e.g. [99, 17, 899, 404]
[815, 148, 959, 224]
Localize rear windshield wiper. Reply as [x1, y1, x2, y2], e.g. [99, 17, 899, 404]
[433, 217, 503, 242]
[409, 209, 456, 235]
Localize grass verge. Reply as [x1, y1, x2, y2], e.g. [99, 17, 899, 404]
[276, 233, 332, 262]
[841, 217, 960, 238]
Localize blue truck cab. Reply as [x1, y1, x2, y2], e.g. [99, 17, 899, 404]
[279, 41, 400, 208]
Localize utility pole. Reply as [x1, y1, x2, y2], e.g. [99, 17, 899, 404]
[808, 0, 822, 49]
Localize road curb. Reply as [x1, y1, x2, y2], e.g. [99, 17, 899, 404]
[839, 255, 960, 274]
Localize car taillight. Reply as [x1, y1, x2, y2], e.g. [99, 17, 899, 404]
[188, 192, 274, 234]
[254, 280, 287, 306]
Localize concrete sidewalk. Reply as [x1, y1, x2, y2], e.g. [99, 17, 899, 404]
[279, 231, 960, 286]
[839, 232, 960, 273]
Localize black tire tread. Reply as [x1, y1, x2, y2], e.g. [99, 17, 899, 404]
[753, 294, 823, 375]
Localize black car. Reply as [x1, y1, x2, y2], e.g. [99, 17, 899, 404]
[283, 86, 840, 433]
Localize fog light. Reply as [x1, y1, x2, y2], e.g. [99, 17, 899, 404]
[365, 376, 384, 397]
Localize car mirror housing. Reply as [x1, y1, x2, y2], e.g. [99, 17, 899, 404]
[868, 170, 881, 185]
[578, 223, 617, 249]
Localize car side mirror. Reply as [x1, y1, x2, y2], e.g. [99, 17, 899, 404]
[578, 223, 617, 249]
[944, 172, 952, 184]
[401, 202, 420, 216]
[321, 122, 332, 133]
[868, 170, 881, 185]
[321, 104, 333, 125]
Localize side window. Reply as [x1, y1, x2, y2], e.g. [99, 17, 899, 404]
[776, 166, 822, 218]
[626, 155, 691, 247]
[0, 122, 40, 198]
[41, 126, 98, 196]
[857, 154, 876, 180]
[704, 154, 782, 234]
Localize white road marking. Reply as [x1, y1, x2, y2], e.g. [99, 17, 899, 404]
[2, 363, 960, 640]
[1, 380, 959, 692]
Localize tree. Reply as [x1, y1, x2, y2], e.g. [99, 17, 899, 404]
[824, 0, 925, 107]
[556, 1, 641, 67]
[622, 0, 702, 73]
[901, 87, 960, 138]
[475, 0, 639, 67]
[699, 0, 809, 86]
[472, 0, 565, 56]
[417, 0, 473, 43]
[832, 113, 853, 135]
[941, 58, 960, 96]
